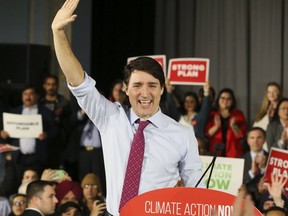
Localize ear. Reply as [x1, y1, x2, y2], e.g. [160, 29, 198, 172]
[125, 85, 129, 96]
[160, 87, 164, 95]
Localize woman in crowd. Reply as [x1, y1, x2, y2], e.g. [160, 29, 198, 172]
[266, 97, 288, 150]
[8, 194, 27, 216]
[165, 80, 212, 140]
[253, 82, 282, 129]
[253, 82, 282, 151]
[81, 173, 106, 216]
[205, 88, 247, 157]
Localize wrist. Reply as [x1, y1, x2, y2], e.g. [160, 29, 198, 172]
[273, 198, 284, 208]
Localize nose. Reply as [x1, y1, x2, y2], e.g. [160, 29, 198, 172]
[141, 86, 149, 97]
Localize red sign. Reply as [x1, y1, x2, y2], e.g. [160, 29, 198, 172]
[127, 55, 166, 75]
[265, 147, 288, 190]
[120, 187, 262, 216]
[168, 58, 209, 85]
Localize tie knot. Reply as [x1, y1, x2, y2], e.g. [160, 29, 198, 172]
[138, 120, 150, 131]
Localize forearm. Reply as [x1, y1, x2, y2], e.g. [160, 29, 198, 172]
[53, 29, 84, 86]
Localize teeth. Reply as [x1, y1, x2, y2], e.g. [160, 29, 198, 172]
[139, 100, 151, 104]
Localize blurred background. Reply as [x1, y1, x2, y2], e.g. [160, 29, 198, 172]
[0, 0, 288, 126]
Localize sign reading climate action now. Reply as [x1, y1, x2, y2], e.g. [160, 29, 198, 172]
[265, 147, 288, 190]
[199, 156, 244, 195]
[168, 58, 209, 85]
[120, 188, 262, 216]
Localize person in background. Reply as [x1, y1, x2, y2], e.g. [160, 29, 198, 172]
[57, 201, 82, 216]
[55, 180, 83, 206]
[51, 1, 203, 215]
[253, 82, 282, 151]
[0, 93, 10, 183]
[205, 88, 247, 157]
[18, 168, 39, 195]
[40, 75, 72, 169]
[64, 106, 106, 196]
[266, 97, 288, 150]
[198, 85, 216, 106]
[108, 79, 126, 104]
[0, 152, 17, 198]
[8, 194, 27, 216]
[242, 127, 268, 184]
[1, 85, 56, 184]
[166, 80, 212, 143]
[81, 173, 106, 216]
[265, 206, 288, 216]
[22, 180, 58, 216]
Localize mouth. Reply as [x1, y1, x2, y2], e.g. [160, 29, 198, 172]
[138, 99, 152, 106]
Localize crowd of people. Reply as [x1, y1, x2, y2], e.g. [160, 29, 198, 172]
[0, 0, 287, 215]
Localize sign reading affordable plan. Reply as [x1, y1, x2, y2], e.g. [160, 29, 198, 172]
[168, 58, 209, 85]
[3, 112, 43, 138]
[265, 147, 288, 190]
[199, 156, 244, 195]
[127, 55, 166, 75]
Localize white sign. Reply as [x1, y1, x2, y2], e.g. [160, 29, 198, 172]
[3, 112, 43, 138]
[199, 156, 244, 195]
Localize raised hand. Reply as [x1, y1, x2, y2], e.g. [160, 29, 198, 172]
[51, 0, 80, 31]
[266, 172, 287, 207]
[90, 200, 106, 216]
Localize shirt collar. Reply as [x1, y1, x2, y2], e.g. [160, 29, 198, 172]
[129, 107, 163, 128]
[250, 150, 264, 159]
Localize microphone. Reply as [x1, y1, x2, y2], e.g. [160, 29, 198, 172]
[195, 143, 225, 188]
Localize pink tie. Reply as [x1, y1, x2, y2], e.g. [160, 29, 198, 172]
[119, 120, 150, 212]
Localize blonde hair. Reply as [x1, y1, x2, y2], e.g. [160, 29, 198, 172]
[255, 82, 281, 122]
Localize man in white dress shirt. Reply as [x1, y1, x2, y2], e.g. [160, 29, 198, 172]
[51, 1, 203, 215]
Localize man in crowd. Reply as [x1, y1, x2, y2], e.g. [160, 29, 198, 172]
[23, 180, 58, 216]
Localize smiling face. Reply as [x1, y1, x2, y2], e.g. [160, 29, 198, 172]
[218, 92, 233, 110]
[125, 70, 164, 119]
[266, 85, 280, 103]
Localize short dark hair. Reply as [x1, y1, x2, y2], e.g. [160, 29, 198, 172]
[265, 206, 288, 216]
[44, 74, 59, 85]
[26, 180, 54, 203]
[124, 57, 165, 88]
[22, 84, 38, 94]
[247, 127, 266, 138]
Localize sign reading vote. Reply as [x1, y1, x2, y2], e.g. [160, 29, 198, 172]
[3, 112, 43, 138]
[199, 156, 244, 195]
[127, 55, 167, 75]
[168, 58, 209, 85]
[120, 188, 262, 216]
[265, 147, 288, 190]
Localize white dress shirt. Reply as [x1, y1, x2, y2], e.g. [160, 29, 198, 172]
[20, 105, 38, 154]
[69, 73, 203, 216]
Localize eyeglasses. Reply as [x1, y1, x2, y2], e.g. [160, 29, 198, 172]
[13, 201, 26, 206]
[83, 184, 98, 189]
